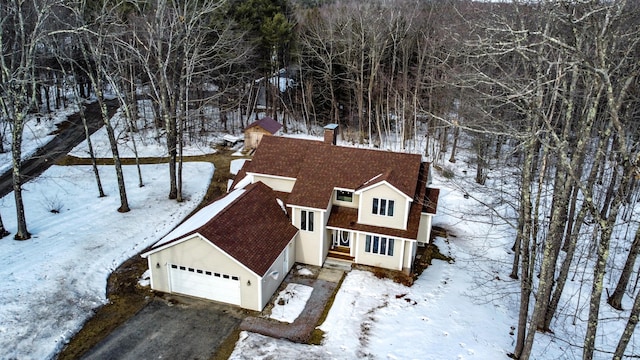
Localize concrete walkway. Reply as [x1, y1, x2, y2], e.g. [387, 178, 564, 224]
[240, 265, 345, 343]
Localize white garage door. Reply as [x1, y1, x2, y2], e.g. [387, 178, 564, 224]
[169, 264, 241, 305]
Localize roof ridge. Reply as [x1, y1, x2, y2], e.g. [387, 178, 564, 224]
[210, 182, 262, 221]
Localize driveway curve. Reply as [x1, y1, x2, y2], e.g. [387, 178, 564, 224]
[0, 100, 117, 198]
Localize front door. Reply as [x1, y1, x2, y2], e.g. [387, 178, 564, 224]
[339, 230, 350, 247]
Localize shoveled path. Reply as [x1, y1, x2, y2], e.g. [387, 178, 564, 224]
[240, 266, 344, 343]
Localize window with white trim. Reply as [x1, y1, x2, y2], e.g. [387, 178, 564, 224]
[365, 235, 395, 256]
[372, 198, 395, 216]
[301, 210, 314, 231]
[169, 264, 239, 280]
[336, 190, 353, 202]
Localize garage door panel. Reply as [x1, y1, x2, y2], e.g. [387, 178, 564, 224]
[169, 264, 241, 305]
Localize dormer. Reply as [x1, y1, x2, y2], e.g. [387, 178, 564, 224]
[332, 188, 359, 209]
[355, 173, 413, 231]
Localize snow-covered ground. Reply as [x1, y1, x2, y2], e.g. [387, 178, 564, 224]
[0, 106, 80, 175]
[0, 104, 215, 359]
[0, 162, 213, 360]
[69, 108, 221, 158]
[269, 283, 314, 324]
[230, 183, 519, 360]
[1, 103, 638, 359]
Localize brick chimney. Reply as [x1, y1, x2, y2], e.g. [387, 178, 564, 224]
[323, 124, 339, 145]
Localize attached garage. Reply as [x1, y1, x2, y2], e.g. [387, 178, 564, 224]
[168, 264, 241, 305]
[142, 182, 298, 311]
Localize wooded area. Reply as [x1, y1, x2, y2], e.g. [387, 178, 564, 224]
[0, 1, 639, 359]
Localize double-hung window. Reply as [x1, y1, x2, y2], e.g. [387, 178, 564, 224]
[301, 210, 314, 232]
[365, 235, 395, 256]
[372, 198, 395, 216]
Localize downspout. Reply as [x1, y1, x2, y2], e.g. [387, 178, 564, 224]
[257, 275, 263, 311]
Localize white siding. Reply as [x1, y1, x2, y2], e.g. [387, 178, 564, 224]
[146, 236, 261, 310]
[251, 174, 296, 193]
[358, 183, 410, 230]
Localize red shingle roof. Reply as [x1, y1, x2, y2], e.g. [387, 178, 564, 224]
[154, 182, 298, 276]
[246, 136, 424, 209]
[423, 188, 440, 214]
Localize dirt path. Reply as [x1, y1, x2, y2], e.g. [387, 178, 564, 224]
[59, 150, 240, 206]
[0, 100, 117, 199]
[56, 149, 248, 360]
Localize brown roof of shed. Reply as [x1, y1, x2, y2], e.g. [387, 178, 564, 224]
[245, 136, 425, 209]
[245, 116, 282, 134]
[153, 182, 298, 276]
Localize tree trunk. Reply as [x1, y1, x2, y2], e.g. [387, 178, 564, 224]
[100, 97, 130, 213]
[162, 91, 178, 200]
[544, 200, 589, 330]
[608, 226, 640, 310]
[105, 56, 144, 189]
[475, 135, 487, 185]
[0, 211, 10, 238]
[12, 113, 30, 241]
[612, 287, 640, 360]
[583, 163, 630, 360]
[543, 135, 603, 330]
[79, 102, 105, 197]
[512, 135, 538, 359]
[448, 126, 459, 163]
[534, 162, 573, 332]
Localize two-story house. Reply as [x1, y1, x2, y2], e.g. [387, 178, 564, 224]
[234, 125, 439, 274]
[142, 125, 439, 310]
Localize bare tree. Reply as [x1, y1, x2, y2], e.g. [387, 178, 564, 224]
[0, 0, 67, 239]
[77, 1, 130, 212]
[121, 0, 242, 200]
[454, 1, 640, 359]
[608, 225, 640, 310]
[104, 41, 144, 189]
[297, 6, 347, 125]
[612, 286, 640, 360]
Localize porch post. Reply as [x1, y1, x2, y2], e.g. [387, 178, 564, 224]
[399, 239, 405, 271]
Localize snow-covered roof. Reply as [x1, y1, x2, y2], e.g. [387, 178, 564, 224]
[145, 182, 298, 276]
[223, 134, 242, 143]
[152, 189, 246, 248]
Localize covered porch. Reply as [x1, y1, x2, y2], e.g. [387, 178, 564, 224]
[327, 228, 355, 262]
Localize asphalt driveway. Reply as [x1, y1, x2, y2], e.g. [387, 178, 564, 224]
[81, 297, 246, 360]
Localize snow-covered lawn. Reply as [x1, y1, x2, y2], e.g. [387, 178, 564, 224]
[69, 108, 220, 158]
[231, 237, 515, 360]
[0, 162, 213, 360]
[269, 283, 314, 323]
[0, 106, 79, 175]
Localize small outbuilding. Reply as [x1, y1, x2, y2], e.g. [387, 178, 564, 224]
[244, 116, 282, 150]
[142, 182, 298, 311]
